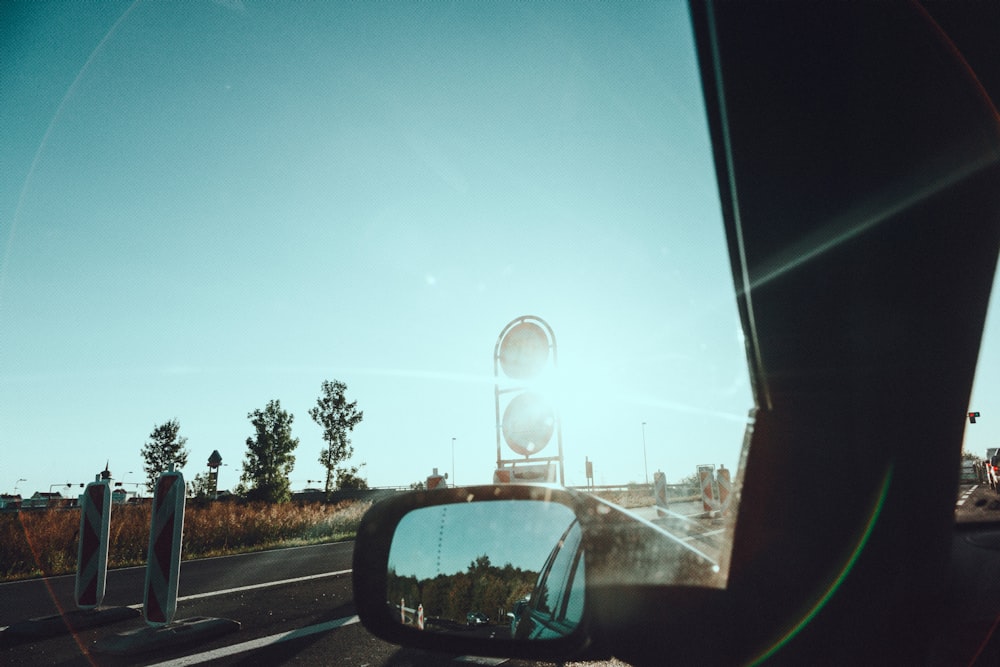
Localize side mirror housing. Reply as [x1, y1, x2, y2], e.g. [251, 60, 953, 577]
[352, 484, 723, 661]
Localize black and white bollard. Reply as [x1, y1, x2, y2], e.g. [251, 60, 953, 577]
[93, 462, 239, 655]
[143, 463, 186, 626]
[75, 475, 112, 609]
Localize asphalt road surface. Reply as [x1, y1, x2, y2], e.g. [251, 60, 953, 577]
[955, 481, 1000, 523]
[0, 541, 625, 666]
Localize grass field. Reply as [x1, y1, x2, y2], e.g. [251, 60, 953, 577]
[0, 499, 369, 582]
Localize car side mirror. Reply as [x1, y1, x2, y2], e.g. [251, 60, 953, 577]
[352, 484, 723, 661]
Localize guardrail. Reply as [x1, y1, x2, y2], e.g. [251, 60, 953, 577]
[569, 483, 699, 497]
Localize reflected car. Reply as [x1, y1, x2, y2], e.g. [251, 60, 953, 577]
[466, 612, 490, 627]
[511, 519, 584, 640]
[508, 598, 529, 637]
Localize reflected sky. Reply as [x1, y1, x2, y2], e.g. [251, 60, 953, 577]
[388, 500, 575, 581]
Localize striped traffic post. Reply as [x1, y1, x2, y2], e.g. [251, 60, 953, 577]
[418, 604, 425, 630]
[89, 464, 238, 655]
[697, 464, 718, 513]
[143, 464, 186, 627]
[75, 476, 112, 609]
[401, 598, 406, 624]
[653, 471, 669, 517]
[717, 465, 732, 515]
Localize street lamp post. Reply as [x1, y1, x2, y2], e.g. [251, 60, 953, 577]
[642, 422, 649, 485]
[451, 437, 456, 487]
[14, 478, 26, 494]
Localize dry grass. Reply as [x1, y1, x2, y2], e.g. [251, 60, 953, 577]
[0, 506, 80, 580]
[0, 500, 369, 582]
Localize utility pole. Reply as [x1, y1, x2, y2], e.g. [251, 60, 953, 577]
[642, 422, 649, 485]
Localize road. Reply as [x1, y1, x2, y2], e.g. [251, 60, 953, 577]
[0, 541, 625, 666]
[0, 501, 722, 666]
[955, 481, 1000, 522]
[631, 500, 730, 565]
[1, 542, 375, 665]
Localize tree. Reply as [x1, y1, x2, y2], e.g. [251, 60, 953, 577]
[676, 471, 700, 489]
[140, 419, 189, 493]
[309, 380, 364, 494]
[335, 463, 369, 490]
[239, 399, 298, 503]
[188, 472, 211, 499]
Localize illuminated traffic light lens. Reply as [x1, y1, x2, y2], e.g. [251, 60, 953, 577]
[502, 391, 555, 456]
[498, 322, 549, 379]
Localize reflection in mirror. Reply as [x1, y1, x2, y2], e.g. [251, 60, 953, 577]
[386, 500, 583, 640]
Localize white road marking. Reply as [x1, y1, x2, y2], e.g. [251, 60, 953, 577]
[957, 485, 978, 507]
[125, 569, 352, 609]
[0, 541, 356, 587]
[681, 528, 726, 541]
[0, 550, 353, 633]
[143, 614, 361, 666]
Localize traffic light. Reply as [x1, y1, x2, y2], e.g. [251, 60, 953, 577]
[969, 411, 981, 424]
[494, 316, 563, 484]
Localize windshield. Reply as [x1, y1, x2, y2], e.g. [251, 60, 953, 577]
[2, 2, 750, 511]
[960, 265, 1000, 522]
[1, 0, 752, 660]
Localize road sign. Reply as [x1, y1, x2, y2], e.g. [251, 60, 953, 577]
[426, 468, 446, 489]
[143, 466, 185, 627]
[508, 462, 557, 482]
[75, 478, 111, 609]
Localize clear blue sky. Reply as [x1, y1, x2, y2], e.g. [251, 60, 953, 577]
[2, 1, 995, 500]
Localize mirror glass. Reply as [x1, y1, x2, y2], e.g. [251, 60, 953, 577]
[386, 499, 583, 640]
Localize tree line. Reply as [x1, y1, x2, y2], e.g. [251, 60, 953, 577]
[139, 379, 363, 503]
[387, 554, 538, 625]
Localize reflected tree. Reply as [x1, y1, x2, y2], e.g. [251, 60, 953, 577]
[387, 558, 540, 624]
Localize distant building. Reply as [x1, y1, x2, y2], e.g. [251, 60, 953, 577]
[0, 494, 22, 509]
[26, 491, 68, 508]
